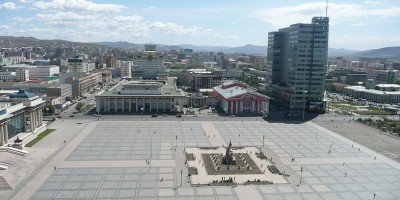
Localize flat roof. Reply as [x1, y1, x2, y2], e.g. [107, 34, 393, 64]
[345, 85, 400, 95]
[98, 77, 185, 97]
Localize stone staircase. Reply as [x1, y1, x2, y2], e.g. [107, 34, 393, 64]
[0, 176, 13, 190]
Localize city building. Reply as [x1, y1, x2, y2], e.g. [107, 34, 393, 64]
[67, 57, 94, 73]
[187, 69, 223, 91]
[343, 83, 400, 103]
[367, 70, 397, 84]
[28, 65, 59, 80]
[95, 77, 185, 114]
[0, 81, 59, 94]
[267, 17, 329, 115]
[0, 72, 16, 82]
[16, 68, 30, 82]
[0, 90, 45, 147]
[134, 44, 165, 79]
[121, 61, 132, 78]
[46, 84, 72, 101]
[59, 72, 88, 84]
[99, 54, 116, 68]
[65, 72, 102, 98]
[212, 80, 270, 115]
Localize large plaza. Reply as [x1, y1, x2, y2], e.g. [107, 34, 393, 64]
[2, 118, 400, 200]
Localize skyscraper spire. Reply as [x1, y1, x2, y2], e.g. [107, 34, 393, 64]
[326, 0, 329, 17]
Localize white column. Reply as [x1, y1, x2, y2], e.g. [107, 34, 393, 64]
[240, 101, 243, 112]
[122, 98, 125, 112]
[3, 124, 8, 144]
[0, 124, 4, 146]
[179, 98, 183, 112]
[114, 98, 118, 112]
[38, 109, 42, 126]
[30, 111, 34, 132]
[136, 98, 138, 112]
[164, 98, 166, 112]
[251, 101, 255, 113]
[258, 101, 261, 113]
[157, 98, 159, 113]
[129, 98, 132, 112]
[107, 98, 111, 112]
[142, 98, 145, 112]
[230, 100, 234, 114]
[235, 101, 238, 114]
[150, 98, 152, 112]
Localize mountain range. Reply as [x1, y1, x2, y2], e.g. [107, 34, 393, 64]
[0, 36, 399, 61]
[97, 41, 400, 61]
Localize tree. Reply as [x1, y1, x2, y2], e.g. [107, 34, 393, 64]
[75, 102, 85, 112]
[46, 104, 55, 114]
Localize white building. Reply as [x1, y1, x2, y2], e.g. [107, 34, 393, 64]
[96, 77, 185, 114]
[121, 61, 132, 78]
[16, 68, 29, 82]
[28, 65, 59, 80]
[134, 44, 165, 79]
[67, 58, 93, 73]
[343, 84, 400, 103]
[0, 72, 16, 82]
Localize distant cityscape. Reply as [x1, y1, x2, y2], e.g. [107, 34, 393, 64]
[1, 14, 400, 200]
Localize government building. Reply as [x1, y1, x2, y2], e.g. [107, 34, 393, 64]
[95, 77, 185, 114]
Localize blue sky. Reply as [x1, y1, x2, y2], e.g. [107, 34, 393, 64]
[0, 0, 399, 50]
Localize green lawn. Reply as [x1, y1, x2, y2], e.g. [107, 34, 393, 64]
[25, 129, 55, 147]
[80, 104, 95, 114]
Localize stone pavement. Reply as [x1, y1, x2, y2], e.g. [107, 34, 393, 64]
[1, 119, 400, 200]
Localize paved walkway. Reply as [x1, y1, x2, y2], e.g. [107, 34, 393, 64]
[2, 119, 400, 200]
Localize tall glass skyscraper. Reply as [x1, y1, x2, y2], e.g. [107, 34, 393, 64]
[267, 17, 329, 115]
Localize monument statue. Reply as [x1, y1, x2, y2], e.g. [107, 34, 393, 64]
[222, 141, 237, 165]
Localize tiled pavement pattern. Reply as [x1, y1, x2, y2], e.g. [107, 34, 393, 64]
[30, 167, 239, 199]
[67, 122, 211, 161]
[214, 123, 369, 158]
[26, 121, 400, 200]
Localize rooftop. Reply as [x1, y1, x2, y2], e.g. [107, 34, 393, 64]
[98, 77, 185, 97]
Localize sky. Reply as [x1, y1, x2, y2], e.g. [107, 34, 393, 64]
[0, 0, 399, 50]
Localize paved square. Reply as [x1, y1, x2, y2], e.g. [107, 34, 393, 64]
[4, 120, 400, 200]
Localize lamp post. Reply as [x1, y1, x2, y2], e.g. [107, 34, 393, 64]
[46, 107, 49, 116]
[302, 91, 308, 120]
[299, 166, 303, 185]
[141, 107, 144, 120]
[180, 169, 183, 186]
[263, 135, 265, 147]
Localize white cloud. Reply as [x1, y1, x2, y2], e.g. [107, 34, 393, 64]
[35, 12, 96, 21]
[255, 2, 400, 28]
[149, 22, 201, 35]
[13, 17, 34, 23]
[32, 0, 125, 13]
[144, 6, 155, 11]
[19, 0, 34, 3]
[364, 1, 380, 4]
[0, 2, 17, 10]
[115, 15, 143, 23]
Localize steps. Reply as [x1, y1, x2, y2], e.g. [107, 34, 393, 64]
[0, 161, 11, 170]
[0, 176, 13, 190]
[0, 147, 28, 156]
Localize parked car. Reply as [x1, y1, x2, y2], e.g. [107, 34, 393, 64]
[151, 114, 158, 117]
[176, 114, 182, 118]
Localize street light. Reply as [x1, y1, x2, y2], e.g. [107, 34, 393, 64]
[299, 166, 304, 186]
[302, 91, 308, 120]
[180, 169, 183, 186]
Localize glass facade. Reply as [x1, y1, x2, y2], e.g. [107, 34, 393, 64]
[7, 112, 25, 139]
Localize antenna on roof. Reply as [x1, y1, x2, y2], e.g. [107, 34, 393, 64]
[325, 0, 329, 17]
